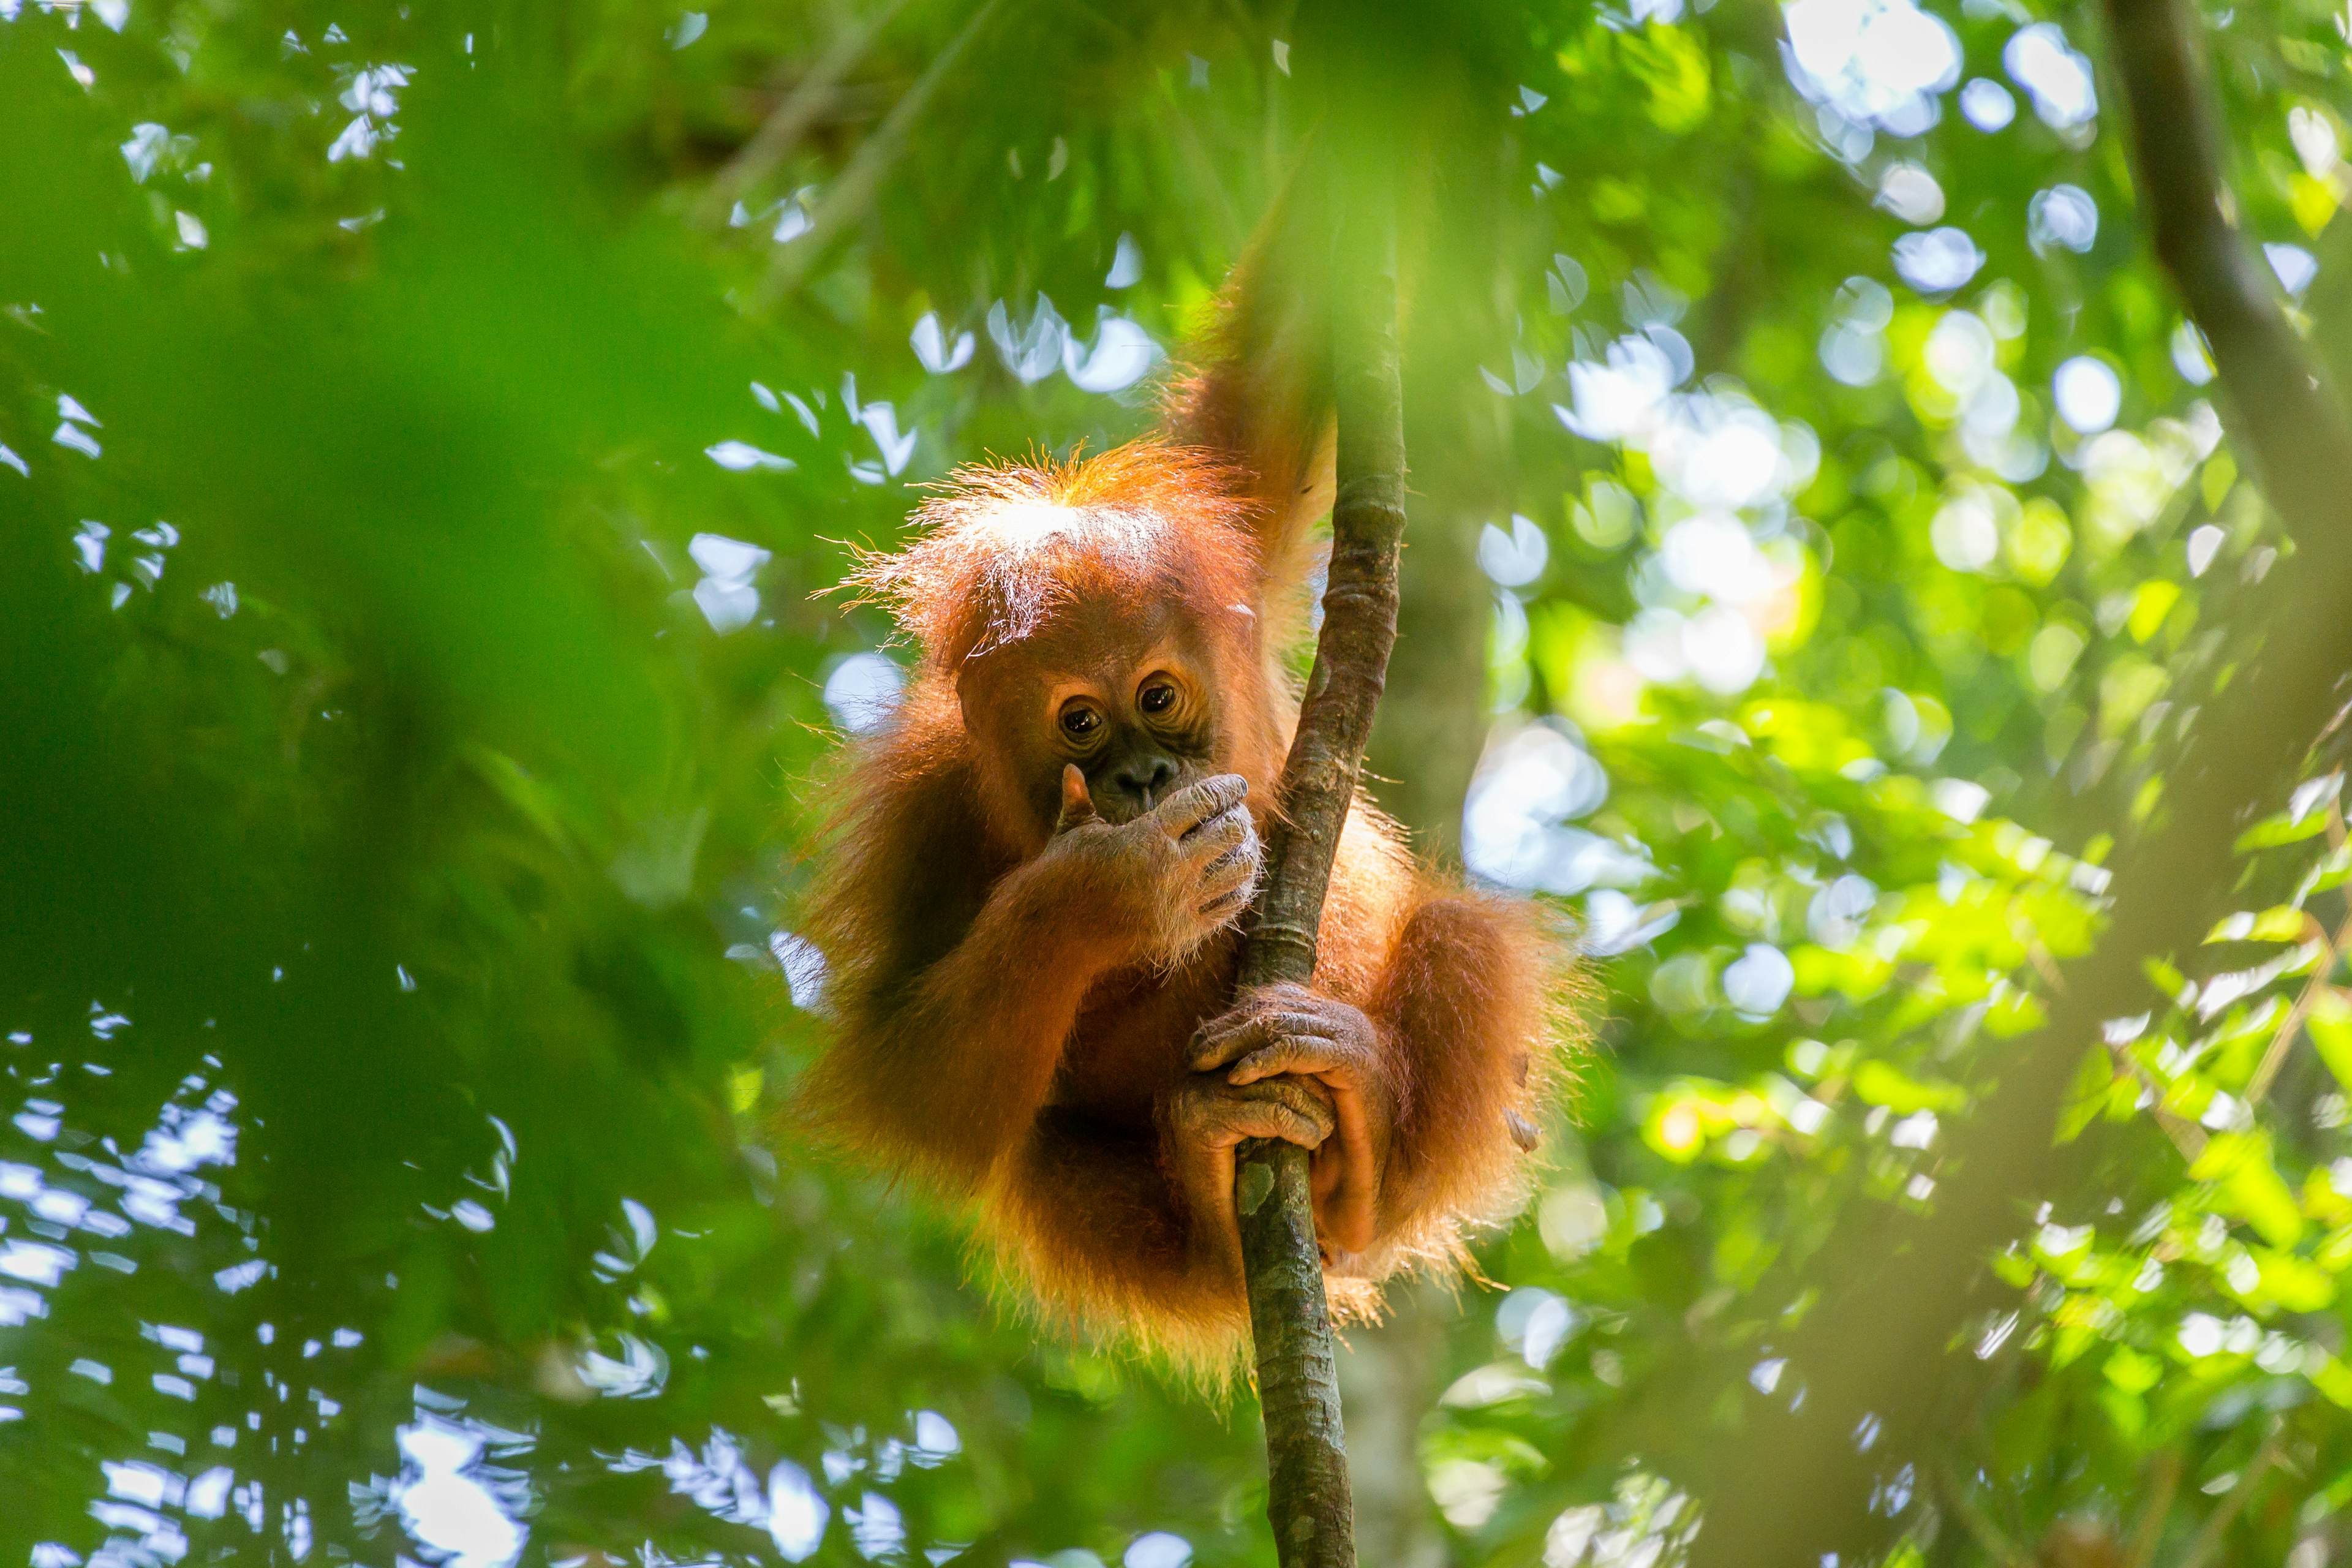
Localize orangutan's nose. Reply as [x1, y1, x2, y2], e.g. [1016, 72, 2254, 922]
[1107, 754, 1178, 812]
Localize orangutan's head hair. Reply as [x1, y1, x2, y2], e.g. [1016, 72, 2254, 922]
[845, 442, 1265, 668]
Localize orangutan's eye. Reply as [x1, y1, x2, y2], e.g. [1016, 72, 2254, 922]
[1139, 682, 1177, 716]
[1060, 703, 1104, 739]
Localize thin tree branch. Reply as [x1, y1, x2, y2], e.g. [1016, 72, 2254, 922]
[2124, 1449, 2182, 1568]
[2242, 804, 2352, 1107]
[751, 0, 999, 309]
[692, 0, 914, 231]
[2174, 1423, 2285, 1568]
[2241, 910, 2351, 1109]
[1936, 1463, 2034, 1568]
[2109, 1037, 2208, 1161]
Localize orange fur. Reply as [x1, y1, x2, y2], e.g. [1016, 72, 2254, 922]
[799, 237, 1567, 1377]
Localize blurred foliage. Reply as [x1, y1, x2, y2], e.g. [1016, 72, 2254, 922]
[12, 0, 2352, 1564]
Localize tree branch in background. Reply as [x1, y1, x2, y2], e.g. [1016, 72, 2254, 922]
[2103, 0, 2352, 495]
[1332, 1285, 1448, 1568]
[692, 0, 913, 230]
[1686, 1, 2352, 1560]
[752, 0, 998, 309]
[1229, 136, 1408, 1568]
[2174, 1422, 2285, 1568]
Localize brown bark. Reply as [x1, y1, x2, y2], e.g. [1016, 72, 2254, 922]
[1686, 2, 2352, 1561]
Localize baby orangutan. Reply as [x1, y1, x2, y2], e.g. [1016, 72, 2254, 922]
[799, 268, 1561, 1369]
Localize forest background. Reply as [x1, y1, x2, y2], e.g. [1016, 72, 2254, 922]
[9, 0, 2352, 1563]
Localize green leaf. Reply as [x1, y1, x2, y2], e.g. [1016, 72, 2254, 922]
[2192, 1133, 2306, 1248]
[2309, 1355, 2352, 1408]
[2235, 812, 2332, 853]
[2058, 1047, 2116, 1142]
[1849, 1059, 1967, 1114]
[2307, 987, 2352, 1091]
[1991, 1246, 2037, 1289]
[2205, 905, 2314, 944]
[2251, 1249, 2336, 1312]
[2144, 955, 2192, 1001]
[2104, 1346, 2162, 1394]
[2202, 451, 2237, 512]
[2127, 580, 2180, 644]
